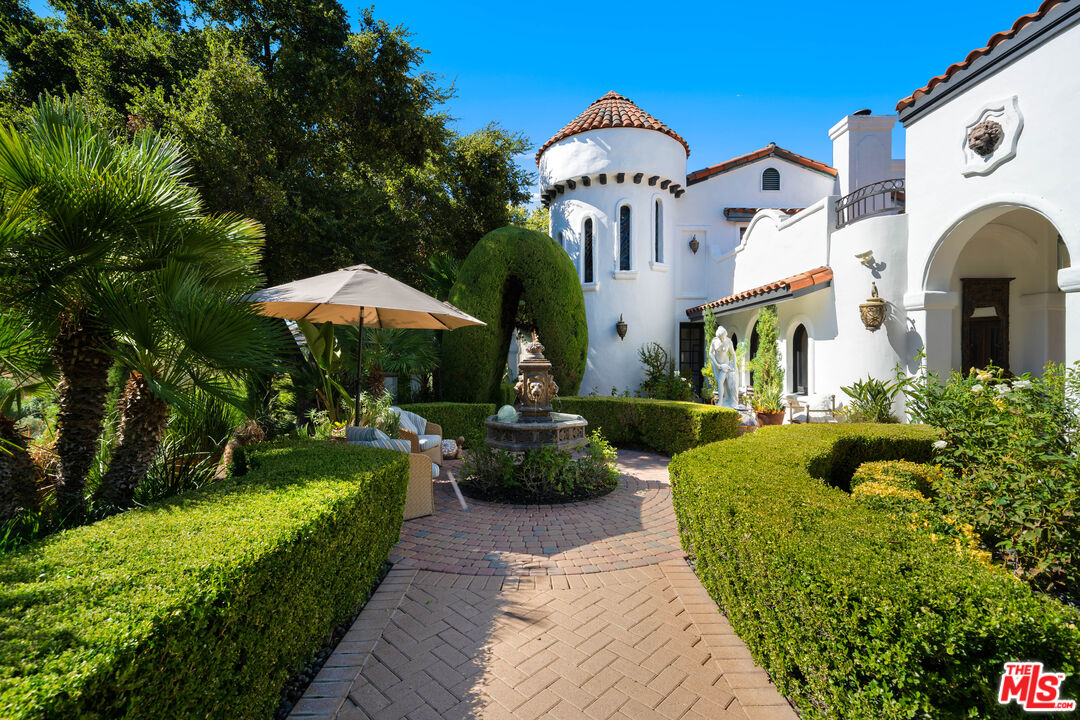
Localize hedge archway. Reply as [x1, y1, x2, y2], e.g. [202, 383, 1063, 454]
[442, 226, 588, 403]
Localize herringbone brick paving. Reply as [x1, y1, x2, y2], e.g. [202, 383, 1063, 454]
[289, 451, 796, 720]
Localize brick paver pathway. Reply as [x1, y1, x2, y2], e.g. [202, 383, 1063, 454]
[289, 451, 796, 720]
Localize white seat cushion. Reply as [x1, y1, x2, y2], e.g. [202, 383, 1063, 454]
[418, 434, 441, 451]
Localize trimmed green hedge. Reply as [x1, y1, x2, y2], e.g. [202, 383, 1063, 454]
[0, 439, 408, 719]
[556, 397, 740, 456]
[400, 401, 496, 449]
[671, 424, 1080, 719]
[442, 226, 588, 403]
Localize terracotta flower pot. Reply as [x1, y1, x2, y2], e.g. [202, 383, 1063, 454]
[755, 410, 786, 426]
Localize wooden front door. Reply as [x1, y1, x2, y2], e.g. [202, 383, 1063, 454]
[961, 278, 1011, 373]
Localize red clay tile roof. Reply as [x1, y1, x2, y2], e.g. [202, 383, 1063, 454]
[897, 0, 1067, 111]
[685, 266, 833, 316]
[536, 91, 690, 164]
[724, 207, 805, 219]
[686, 144, 837, 185]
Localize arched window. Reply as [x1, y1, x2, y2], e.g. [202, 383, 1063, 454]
[583, 218, 594, 283]
[654, 200, 663, 263]
[619, 205, 631, 271]
[749, 323, 760, 386]
[557, 231, 564, 249]
[792, 324, 808, 395]
[762, 168, 780, 191]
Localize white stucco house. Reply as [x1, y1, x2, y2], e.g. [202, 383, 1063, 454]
[535, 0, 1078, 415]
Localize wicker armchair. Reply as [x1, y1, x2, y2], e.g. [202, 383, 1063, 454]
[393, 407, 443, 464]
[345, 426, 436, 520]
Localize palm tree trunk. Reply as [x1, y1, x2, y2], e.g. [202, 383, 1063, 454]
[0, 417, 38, 522]
[93, 371, 169, 513]
[53, 318, 112, 522]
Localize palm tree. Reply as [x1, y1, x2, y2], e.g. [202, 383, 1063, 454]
[0, 97, 262, 520]
[91, 260, 282, 514]
[0, 312, 48, 523]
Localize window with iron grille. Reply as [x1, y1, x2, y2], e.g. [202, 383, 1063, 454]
[584, 219, 594, 283]
[619, 205, 631, 271]
[654, 200, 663, 263]
[762, 168, 780, 191]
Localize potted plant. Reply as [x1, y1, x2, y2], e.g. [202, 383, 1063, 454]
[751, 305, 786, 425]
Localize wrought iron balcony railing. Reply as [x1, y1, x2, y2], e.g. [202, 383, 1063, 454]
[835, 178, 905, 229]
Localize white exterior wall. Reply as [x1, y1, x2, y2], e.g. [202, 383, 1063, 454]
[677, 160, 837, 306]
[903, 16, 1080, 373]
[829, 114, 898, 196]
[539, 128, 687, 188]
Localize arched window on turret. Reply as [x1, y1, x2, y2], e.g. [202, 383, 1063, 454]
[654, 200, 664, 263]
[619, 204, 632, 271]
[762, 168, 780, 191]
[583, 218, 594, 284]
[557, 231, 563, 249]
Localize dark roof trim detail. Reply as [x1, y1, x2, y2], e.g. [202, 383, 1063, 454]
[897, 1, 1080, 125]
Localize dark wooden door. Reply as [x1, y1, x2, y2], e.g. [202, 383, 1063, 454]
[679, 323, 705, 397]
[961, 278, 1011, 373]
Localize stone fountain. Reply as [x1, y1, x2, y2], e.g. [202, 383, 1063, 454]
[484, 334, 588, 452]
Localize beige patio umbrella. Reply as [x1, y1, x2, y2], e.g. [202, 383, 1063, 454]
[248, 264, 484, 421]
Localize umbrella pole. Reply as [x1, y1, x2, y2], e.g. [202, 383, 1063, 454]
[354, 309, 365, 425]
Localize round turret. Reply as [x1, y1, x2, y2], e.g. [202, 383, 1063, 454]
[537, 92, 689, 206]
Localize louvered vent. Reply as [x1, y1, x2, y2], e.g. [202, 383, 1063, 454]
[762, 168, 781, 191]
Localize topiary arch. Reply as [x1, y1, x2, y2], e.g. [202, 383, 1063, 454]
[442, 226, 588, 403]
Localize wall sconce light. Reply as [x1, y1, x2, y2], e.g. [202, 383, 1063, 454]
[688, 235, 700, 254]
[855, 250, 876, 268]
[615, 314, 628, 340]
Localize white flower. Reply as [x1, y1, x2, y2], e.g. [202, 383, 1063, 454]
[995, 384, 1010, 396]
[932, 440, 947, 450]
[1012, 379, 1032, 391]
[674, 370, 680, 376]
[971, 384, 984, 393]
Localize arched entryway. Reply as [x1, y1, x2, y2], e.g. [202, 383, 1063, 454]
[921, 206, 1067, 376]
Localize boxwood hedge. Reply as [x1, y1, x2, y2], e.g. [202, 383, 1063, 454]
[400, 401, 496, 449]
[556, 396, 740, 456]
[442, 226, 588, 403]
[0, 439, 408, 720]
[670, 424, 1080, 719]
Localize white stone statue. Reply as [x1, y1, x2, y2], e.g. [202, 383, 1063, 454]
[709, 325, 738, 408]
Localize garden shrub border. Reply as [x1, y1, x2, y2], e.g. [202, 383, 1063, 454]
[0, 439, 408, 720]
[556, 396, 739, 456]
[670, 424, 1080, 719]
[399, 401, 496, 449]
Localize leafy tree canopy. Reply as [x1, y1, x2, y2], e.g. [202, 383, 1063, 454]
[0, 0, 533, 284]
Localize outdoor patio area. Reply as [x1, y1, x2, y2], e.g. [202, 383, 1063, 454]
[288, 451, 796, 720]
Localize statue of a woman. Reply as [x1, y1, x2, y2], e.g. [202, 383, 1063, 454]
[708, 326, 738, 408]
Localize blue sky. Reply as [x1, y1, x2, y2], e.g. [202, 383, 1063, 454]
[368, 1, 1033, 187]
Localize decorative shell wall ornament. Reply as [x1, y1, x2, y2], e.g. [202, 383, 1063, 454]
[967, 120, 1003, 157]
[859, 282, 887, 331]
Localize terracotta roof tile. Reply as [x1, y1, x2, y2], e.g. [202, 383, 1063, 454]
[536, 91, 690, 164]
[897, 0, 1067, 111]
[686, 144, 837, 185]
[685, 266, 833, 316]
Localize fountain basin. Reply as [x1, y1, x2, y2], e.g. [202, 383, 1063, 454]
[484, 412, 588, 452]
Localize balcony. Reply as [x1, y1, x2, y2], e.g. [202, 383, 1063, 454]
[835, 179, 905, 229]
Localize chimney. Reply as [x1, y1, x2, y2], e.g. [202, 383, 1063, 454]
[829, 112, 897, 196]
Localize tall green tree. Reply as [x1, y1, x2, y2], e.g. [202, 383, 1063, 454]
[0, 0, 533, 285]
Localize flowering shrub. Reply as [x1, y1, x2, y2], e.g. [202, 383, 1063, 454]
[904, 362, 1080, 602]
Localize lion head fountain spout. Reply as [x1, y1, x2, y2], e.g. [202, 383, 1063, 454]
[484, 332, 588, 452]
[513, 333, 560, 421]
